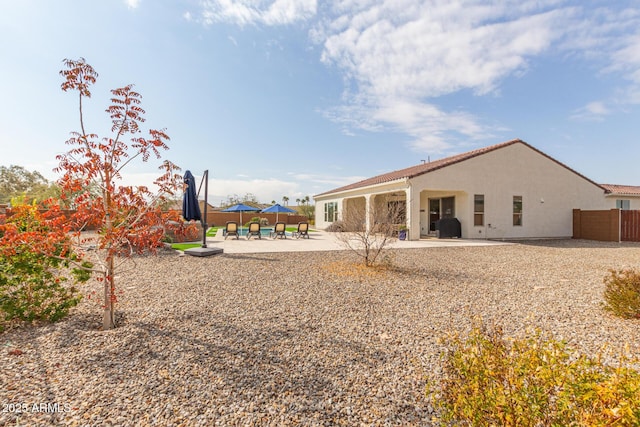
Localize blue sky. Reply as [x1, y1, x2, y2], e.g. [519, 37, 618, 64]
[1, 0, 639, 205]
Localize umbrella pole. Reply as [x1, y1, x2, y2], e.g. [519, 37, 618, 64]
[200, 170, 209, 248]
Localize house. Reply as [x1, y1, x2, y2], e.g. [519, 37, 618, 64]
[600, 184, 640, 210]
[314, 139, 617, 240]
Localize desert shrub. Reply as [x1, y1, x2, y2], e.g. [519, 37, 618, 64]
[163, 221, 200, 244]
[427, 320, 640, 426]
[0, 204, 89, 328]
[325, 221, 345, 232]
[603, 268, 640, 319]
[0, 255, 85, 324]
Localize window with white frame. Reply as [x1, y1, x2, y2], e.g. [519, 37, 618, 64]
[324, 202, 338, 222]
[616, 199, 631, 210]
[513, 196, 523, 226]
[474, 194, 484, 226]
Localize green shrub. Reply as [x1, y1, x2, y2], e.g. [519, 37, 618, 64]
[427, 320, 640, 426]
[603, 269, 640, 319]
[0, 205, 89, 328]
[0, 249, 89, 328]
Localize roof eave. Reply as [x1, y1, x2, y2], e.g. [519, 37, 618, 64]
[314, 178, 409, 200]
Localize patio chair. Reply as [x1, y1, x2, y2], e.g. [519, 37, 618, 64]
[292, 222, 310, 239]
[270, 221, 287, 239]
[224, 221, 239, 240]
[247, 222, 261, 240]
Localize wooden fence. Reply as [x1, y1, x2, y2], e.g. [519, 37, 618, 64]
[621, 210, 640, 242]
[573, 209, 640, 242]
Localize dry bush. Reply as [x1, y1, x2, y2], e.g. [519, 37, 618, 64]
[427, 319, 640, 426]
[603, 269, 640, 319]
[334, 199, 403, 266]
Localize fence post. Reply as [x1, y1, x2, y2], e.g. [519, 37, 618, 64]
[572, 209, 581, 239]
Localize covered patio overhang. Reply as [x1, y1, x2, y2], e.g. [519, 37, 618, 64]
[341, 189, 409, 238]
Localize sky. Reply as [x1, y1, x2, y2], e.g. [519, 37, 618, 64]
[1, 0, 639, 205]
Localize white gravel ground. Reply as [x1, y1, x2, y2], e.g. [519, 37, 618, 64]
[2, 239, 640, 426]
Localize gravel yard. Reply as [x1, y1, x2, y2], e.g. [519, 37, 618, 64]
[2, 240, 640, 426]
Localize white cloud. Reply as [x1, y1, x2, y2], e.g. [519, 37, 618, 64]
[321, 3, 562, 97]
[373, 98, 489, 151]
[314, 1, 570, 153]
[560, 7, 640, 108]
[124, 0, 140, 9]
[191, 0, 640, 154]
[570, 101, 610, 121]
[200, 0, 317, 26]
[608, 33, 640, 85]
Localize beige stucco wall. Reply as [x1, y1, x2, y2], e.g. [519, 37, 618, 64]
[604, 195, 640, 210]
[408, 142, 608, 239]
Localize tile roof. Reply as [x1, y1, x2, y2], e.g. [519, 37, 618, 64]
[600, 184, 640, 195]
[315, 139, 603, 197]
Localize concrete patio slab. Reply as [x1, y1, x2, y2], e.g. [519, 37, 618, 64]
[197, 229, 512, 254]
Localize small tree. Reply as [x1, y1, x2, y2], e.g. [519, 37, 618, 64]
[0, 165, 60, 204]
[54, 58, 183, 330]
[334, 197, 403, 266]
[298, 195, 315, 220]
[222, 193, 259, 208]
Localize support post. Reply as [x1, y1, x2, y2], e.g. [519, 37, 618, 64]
[201, 169, 208, 248]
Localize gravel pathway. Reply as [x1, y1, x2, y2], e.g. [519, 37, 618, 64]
[2, 240, 640, 426]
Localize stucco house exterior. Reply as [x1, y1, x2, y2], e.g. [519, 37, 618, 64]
[314, 139, 622, 240]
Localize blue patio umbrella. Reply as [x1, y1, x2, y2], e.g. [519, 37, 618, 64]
[222, 203, 260, 228]
[261, 203, 296, 223]
[182, 170, 201, 222]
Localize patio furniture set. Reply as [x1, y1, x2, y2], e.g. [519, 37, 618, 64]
[223, 221, 310, 240]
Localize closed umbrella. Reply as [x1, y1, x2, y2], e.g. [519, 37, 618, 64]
[182, 169, 223, 256]
[261, 203, 296, 223]
[222, 203, 260, 231]
[182, 170, 201, 222]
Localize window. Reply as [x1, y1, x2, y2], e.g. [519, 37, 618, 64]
[616, 199, 631, 210]
[474, 194, 484, 226]
[513, 196, 523, 226]
[324, 202, 338, 222]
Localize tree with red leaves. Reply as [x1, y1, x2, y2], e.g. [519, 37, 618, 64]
[55, 58, 184, 330]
